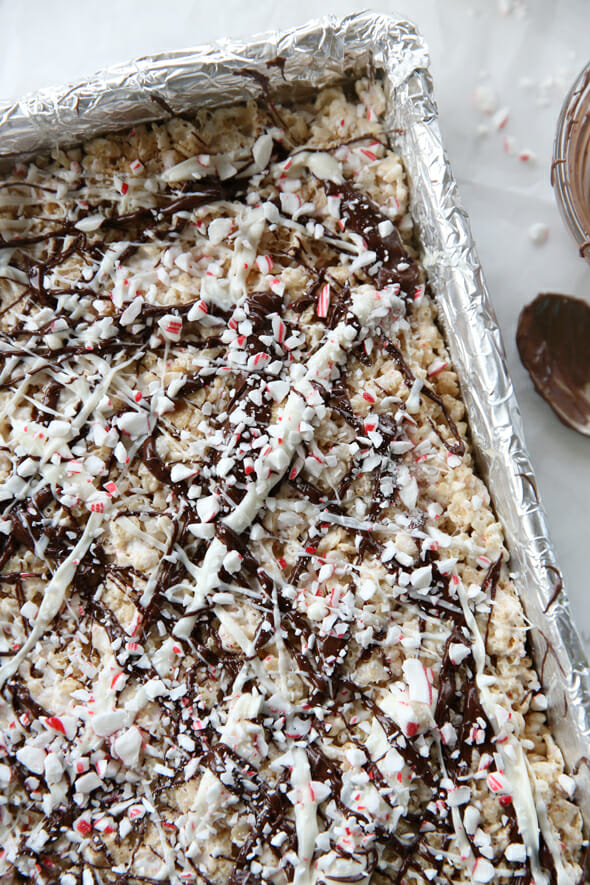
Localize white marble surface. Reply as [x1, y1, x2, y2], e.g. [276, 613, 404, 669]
[1, 0, 588, 646]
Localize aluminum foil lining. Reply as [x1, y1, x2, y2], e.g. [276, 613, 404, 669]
[1, 10, 589, 822]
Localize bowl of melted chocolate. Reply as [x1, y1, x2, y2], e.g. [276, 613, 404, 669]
[552, 60, 590, 257]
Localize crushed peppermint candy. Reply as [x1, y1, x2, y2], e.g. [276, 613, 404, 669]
[0, 76, 579, 885]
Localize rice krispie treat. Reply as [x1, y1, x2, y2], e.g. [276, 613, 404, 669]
[0, 79, 584, 884]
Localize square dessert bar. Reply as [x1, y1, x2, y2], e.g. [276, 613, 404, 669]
[0, 79, 583, 883]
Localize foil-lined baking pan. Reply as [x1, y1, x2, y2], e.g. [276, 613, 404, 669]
[1, 7, 589, 830]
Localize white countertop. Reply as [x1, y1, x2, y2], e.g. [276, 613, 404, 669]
[1, 0, 588, 648]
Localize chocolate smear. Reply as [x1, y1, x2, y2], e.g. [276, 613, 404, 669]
[517, 292, 590, 435]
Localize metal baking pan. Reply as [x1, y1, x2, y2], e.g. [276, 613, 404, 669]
[1, 2, 588, 851]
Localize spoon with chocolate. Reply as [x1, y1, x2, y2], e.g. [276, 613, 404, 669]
[517, 292, 590, 435]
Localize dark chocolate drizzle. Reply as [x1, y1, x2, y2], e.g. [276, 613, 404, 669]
[0, 85, 562, 885]
[324, 181, 420, 297]
[381, 335, 466, 456]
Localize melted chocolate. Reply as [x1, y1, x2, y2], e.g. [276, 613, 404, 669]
[324, 181, 420, 297]
[4, 675, 49, 720]
[543, 564, 564, 613]
[381, 335, 466, 455]
[140, 436, 173, 486]
[517, 292, 590, 434]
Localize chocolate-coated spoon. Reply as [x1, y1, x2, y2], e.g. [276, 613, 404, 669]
[517, 292, 590, 436]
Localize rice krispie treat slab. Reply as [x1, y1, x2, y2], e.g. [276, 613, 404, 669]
[0, 79, 583, 884]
